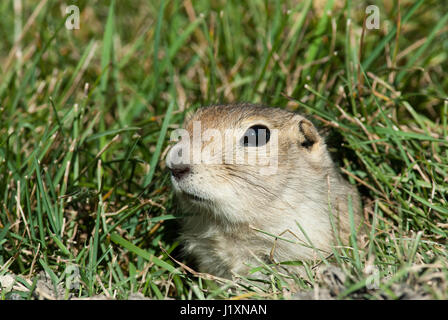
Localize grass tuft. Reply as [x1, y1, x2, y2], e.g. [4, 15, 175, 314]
[0, 0, 447, 299]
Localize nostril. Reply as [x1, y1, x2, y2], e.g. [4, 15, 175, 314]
[170, 165, 191, 180]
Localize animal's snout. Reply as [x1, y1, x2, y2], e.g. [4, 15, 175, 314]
[166, 143, 191, 180]
[169, 164, 191, 180]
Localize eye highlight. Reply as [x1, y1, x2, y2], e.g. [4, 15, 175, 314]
[241, 125, 270, 147]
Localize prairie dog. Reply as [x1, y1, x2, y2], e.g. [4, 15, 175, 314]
[165, 104, 362, 279]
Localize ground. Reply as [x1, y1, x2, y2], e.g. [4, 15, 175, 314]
[0, 0, 447, 299]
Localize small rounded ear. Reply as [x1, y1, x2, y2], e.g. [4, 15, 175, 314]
[298, 119, 320, 149]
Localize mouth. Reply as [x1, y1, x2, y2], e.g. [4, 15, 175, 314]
[182, 191, 210, 203]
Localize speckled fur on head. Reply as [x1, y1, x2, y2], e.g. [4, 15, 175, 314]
[165, 103, 362, 279]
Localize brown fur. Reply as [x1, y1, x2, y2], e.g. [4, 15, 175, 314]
[166, 104, 362, 279]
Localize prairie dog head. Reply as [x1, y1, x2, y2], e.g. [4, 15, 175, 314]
[165, 104, 333, 224]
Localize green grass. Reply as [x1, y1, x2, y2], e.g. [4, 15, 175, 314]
[1, 0, 447, 299]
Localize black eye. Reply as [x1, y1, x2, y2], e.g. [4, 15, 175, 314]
[241, 125, 270, 147]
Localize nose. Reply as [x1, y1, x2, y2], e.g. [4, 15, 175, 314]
[166, 143, 191, 180]
[169, 164, 191, 180]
